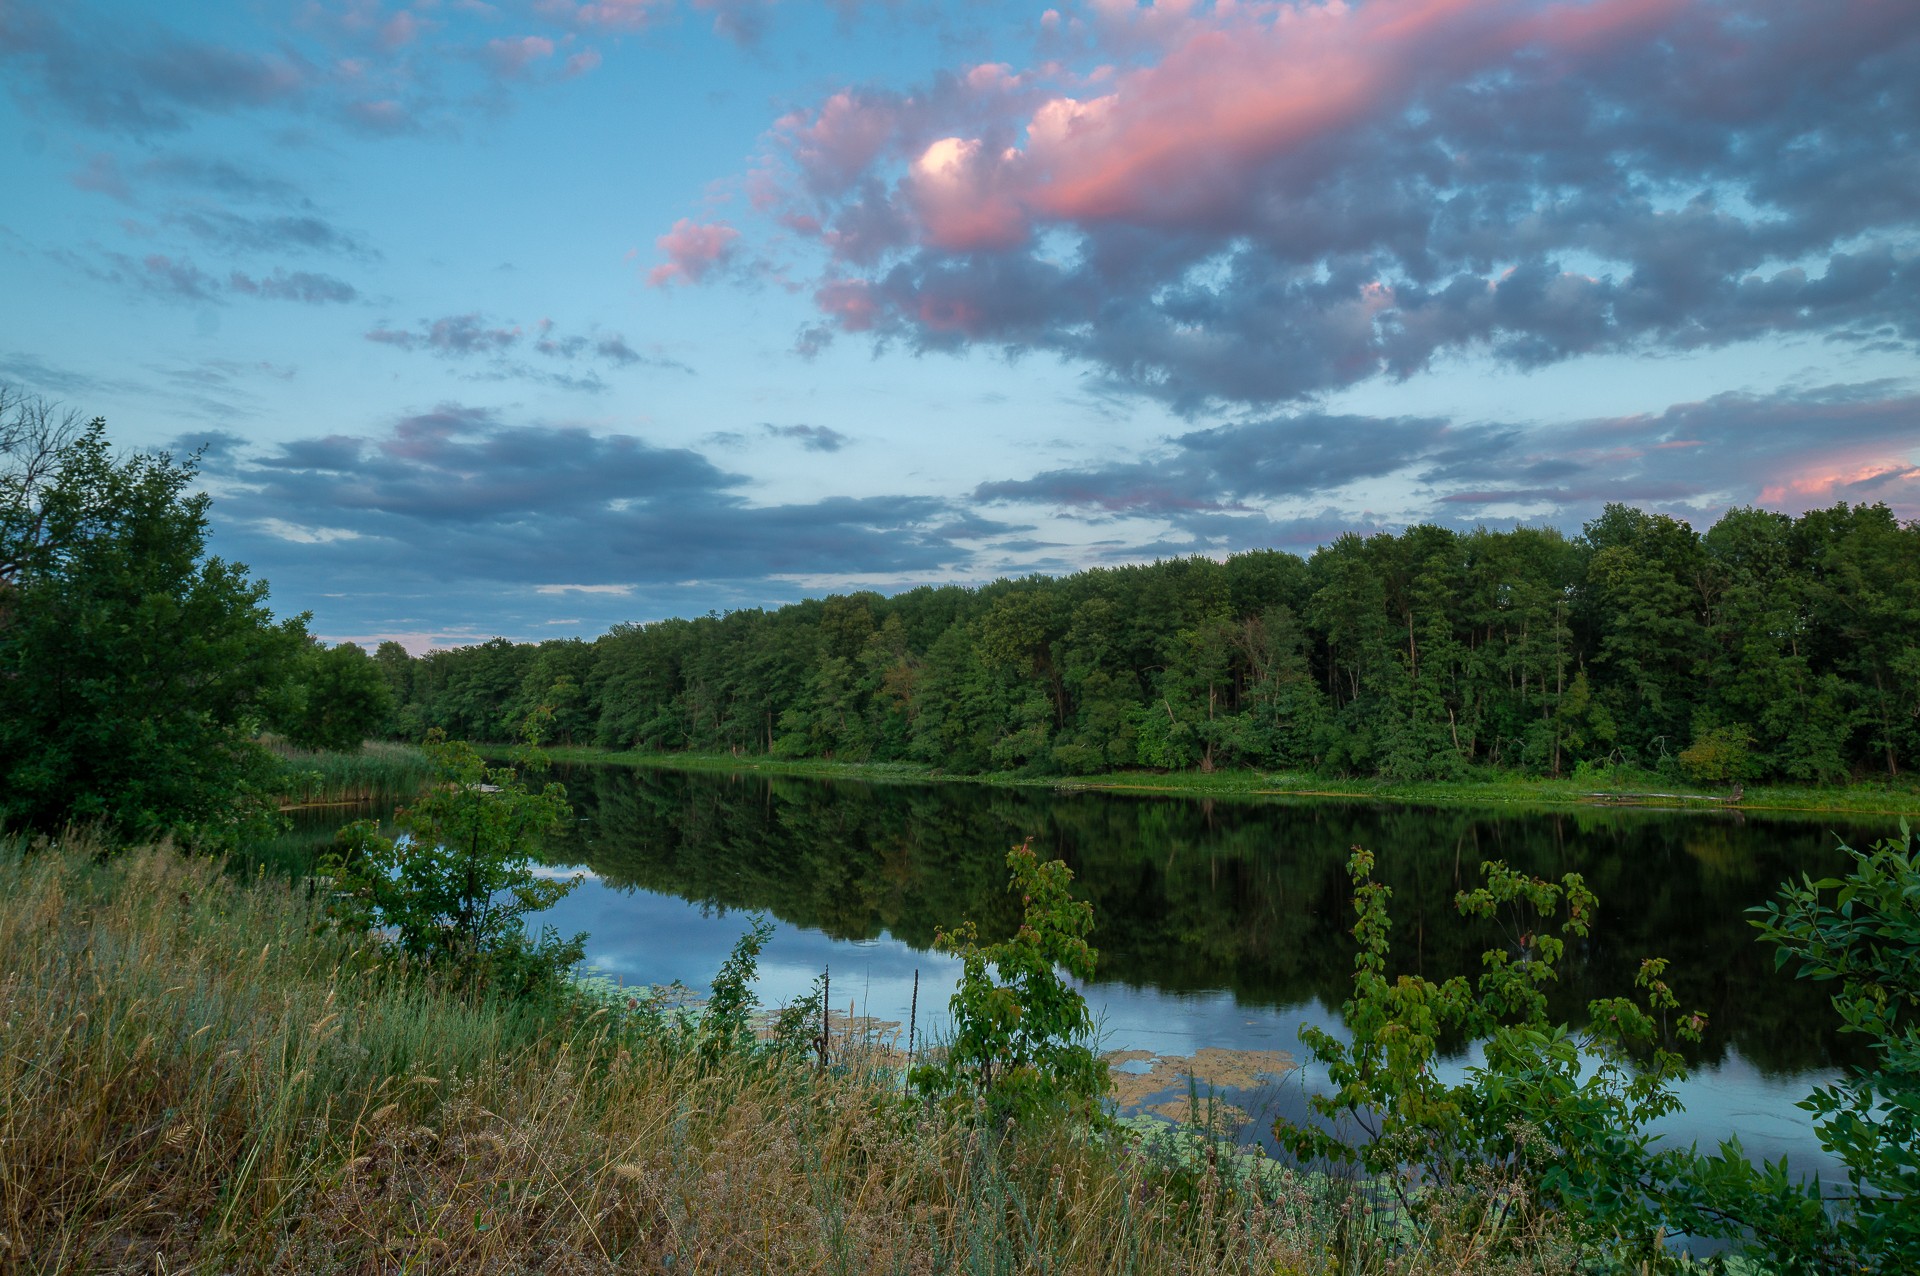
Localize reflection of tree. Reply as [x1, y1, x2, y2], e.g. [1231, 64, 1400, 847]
[560, 764, 1875, 1073]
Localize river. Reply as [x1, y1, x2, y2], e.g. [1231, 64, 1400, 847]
[284, 761, 1895, 1179]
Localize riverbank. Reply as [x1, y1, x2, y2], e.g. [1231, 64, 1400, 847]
[2, 830, 1565, 1274]
[543, 746, 1920, 817]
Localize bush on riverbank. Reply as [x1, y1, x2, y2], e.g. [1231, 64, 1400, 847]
[2, 831, 1600, 1274]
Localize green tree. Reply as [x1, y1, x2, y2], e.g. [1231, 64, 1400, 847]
[278, 640, 393, 752]
[324, 729, 583, 997]
[913, 839, 1108, 1120]
[0, 401, 307, 843]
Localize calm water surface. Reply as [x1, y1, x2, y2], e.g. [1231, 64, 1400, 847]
[290, 762, 1898, 1178]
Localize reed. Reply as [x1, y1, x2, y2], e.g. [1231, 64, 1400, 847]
[264, 739, 434, 808]
[0, 833, 1585, 1274]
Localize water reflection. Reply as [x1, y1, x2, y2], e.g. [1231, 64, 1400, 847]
[551, 763, 1884, 1078]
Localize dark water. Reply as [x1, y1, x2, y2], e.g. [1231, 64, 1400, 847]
[286, 763, 1904, 1176]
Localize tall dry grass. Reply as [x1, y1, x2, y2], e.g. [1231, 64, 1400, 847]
[0, 835, 1584, 1274]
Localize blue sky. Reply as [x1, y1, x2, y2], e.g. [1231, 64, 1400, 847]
[2, 0, 1916, 649]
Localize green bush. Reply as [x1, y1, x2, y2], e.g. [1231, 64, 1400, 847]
[1277, 850, 1700, 1264]
[1282, 834, 1920, 1273]
[322, 730, 584, 998]
[912, 839, 1109, 1121]
[1743, 824, 1918, 1270]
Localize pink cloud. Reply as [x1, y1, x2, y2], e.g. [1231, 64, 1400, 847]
[1760, 462, 1920, 510]
[540, 0, 672, 31]
[1028, 0, 1684, 234]
[379, 11, 421, 50]
[778, 90, 906, 195]
[815, 278, 878, 331]
[484, 35, 558, 77]
[648, 218, 741, 286]
[765, 0, 1689, 256]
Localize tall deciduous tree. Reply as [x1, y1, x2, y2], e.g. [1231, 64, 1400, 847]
[0, 401, 307, 842]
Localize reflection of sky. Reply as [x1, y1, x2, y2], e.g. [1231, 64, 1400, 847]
[539, 870, 1847, 1182]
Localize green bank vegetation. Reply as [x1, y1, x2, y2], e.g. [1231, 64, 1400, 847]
[544, 745, 1920, 815]
[0, 392, 403, 845]
[5, 809, 1914, 1272]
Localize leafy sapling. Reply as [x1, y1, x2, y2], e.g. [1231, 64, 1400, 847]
[912, 839, 1109, 1121]
[321, 725, 585, 998]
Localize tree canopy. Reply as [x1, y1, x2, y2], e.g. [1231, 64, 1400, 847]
[0, 392, 307, 842]
[378, 503, 1920, 785]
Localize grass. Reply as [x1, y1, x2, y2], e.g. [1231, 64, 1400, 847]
[0, 831, 1592, 1274]
[263, 739, 433, 809]
[543, 746, 1920, 817]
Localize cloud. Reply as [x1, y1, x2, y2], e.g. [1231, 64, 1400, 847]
[195, 408, 1027, 634]
[363, 314, 690, 386]
[648, 218, 740, 286]
[692, 0, 778, 46]
[227, 268, 359, 304]
[0, 3, 310, 136]
[763, 423, 849, 452]
[54, 247, 359, 306]
[481, 34, 558, 77]
[168, 209, 374, 258]
[367, 314, 522, 357]
[967, 382, 1920, 543]
[67, 152, 132, 202]
[717, 0, 1920, 410]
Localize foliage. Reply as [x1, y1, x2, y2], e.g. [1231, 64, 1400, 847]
[322, 728, 584, 997]
[276, 639, 393, 752]
[1743, 824, 1920, 1270]
[1678, 720, 1756, 784]
[0, 398, 307, 845]
[913, 839, 1109, 1120]
[1278, 848, 1704, 1263]
[1278, 834, 1920, 1272]
[697, 915, 773, 1069]
[376, 502, 1920, 789]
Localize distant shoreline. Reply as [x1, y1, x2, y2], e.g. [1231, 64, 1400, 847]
[538, 746, 1920, 818]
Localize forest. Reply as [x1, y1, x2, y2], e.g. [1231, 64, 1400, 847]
[366, 502, 1920, 785]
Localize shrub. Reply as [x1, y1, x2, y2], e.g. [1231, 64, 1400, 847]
[322, 729, 584, 998]
[1277, 849, 1703, 1264]
[912, 839, 1109, 1121]
[1742, 823, 1919, 1270]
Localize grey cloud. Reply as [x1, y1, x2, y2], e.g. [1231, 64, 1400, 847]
[368, 315, 684, 388]
[228, 269, 358, 304]
[170, 209, 374, 258]
[141, 154, 306, 204]
[199, 411, 992, 617]
[0, 3, 308, 136]
[367, 315, 521, 357]
[976, 414, 1448, 514]
[969, 384, 1920, 542]
[763, 423, 849, 452]
[54, 246, 357, 306]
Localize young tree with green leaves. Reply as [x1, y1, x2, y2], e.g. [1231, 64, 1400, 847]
[277, 640, 393, 752]
[323, 728, 584, 997]
[913, 839, 1109, 1120]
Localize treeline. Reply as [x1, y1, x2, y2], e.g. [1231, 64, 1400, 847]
[359, 502, 1920, 784]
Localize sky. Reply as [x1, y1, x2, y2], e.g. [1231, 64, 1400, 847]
[1, 0, 1916, 650]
